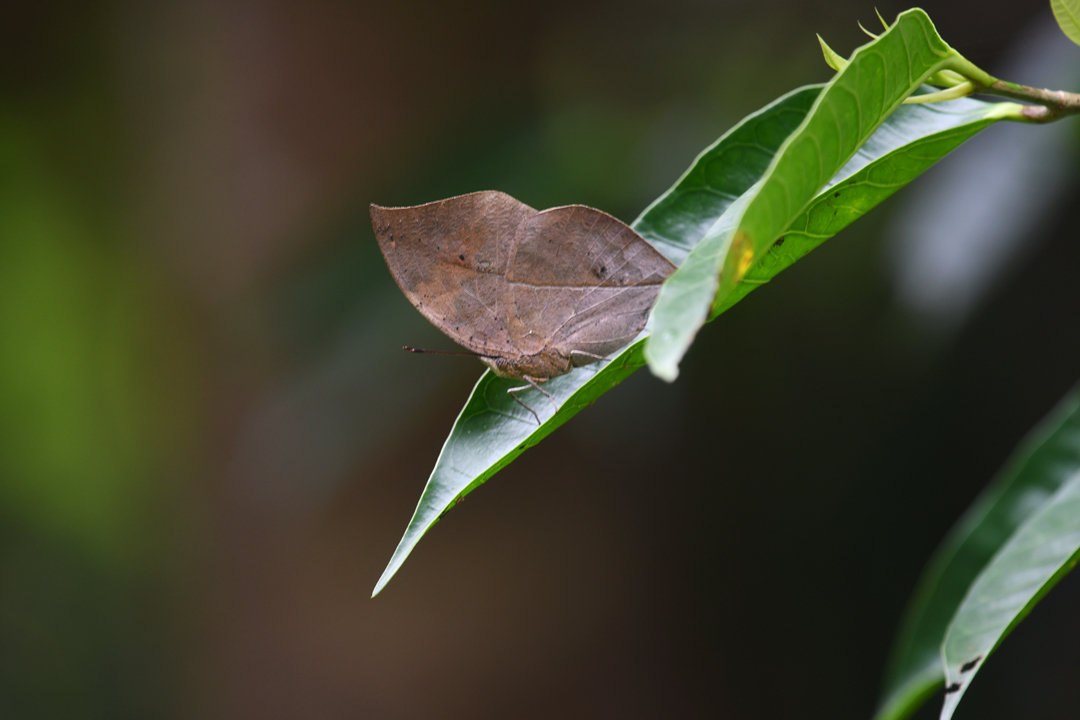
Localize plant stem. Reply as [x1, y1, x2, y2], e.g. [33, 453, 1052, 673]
[944, 55, 1080, 123]
[977, 80, 1080, 123]
[903, 82, 975, 104]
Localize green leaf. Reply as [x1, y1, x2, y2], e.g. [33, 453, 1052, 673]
[634, 87, 822, 265]
[712, 95, 1008, 318]
[371, 85, 820, 596]
[1051, 0, 1080, 46]
[372, 81, 1020, 596]
[875, 386, 1080, 720]
[940, 470, 1080, 719]
[644, 8, 987, 381]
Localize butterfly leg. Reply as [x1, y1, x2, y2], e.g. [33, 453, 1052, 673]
[569, 350, 609, 365]
[524, 375, 561, 414]
[523, 375, 559, 414]
[506, 387, 542, 425]
[506, 375, 559, 425]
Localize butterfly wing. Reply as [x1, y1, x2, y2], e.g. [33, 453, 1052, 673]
[371, 191, 535, 358]
[505, 205, 676, 362]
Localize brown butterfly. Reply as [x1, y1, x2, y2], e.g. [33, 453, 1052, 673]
[371, 191, 675, 422]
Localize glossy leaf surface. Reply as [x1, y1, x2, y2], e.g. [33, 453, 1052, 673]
[939, 471, 1080, 719]
[645, 8, 977, 381]
[373, 85, 1015, 597]
[875, 387, 1080, 720]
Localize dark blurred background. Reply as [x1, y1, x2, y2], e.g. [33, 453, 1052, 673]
[1, 1, 1078, 718]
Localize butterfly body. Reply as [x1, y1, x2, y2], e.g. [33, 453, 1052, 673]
[481, 350, 572, 381]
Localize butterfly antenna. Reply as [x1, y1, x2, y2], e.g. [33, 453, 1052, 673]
[402, 345, 485, 357]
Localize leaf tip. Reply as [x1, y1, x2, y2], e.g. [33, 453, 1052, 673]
[372, 519, 432, 597]
[646, 356, 680, 383]
[875, 7, 890, 31]
[857, 20, 879, 40]
[817, 34, 848, 72]
[643, 325, 681, 382]
[371, 563, 397, 598]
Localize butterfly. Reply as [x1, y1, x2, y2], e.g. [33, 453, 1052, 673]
[371, 191, 675, 422]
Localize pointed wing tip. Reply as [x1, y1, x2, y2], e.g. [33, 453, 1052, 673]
[369, 204, 384, 226]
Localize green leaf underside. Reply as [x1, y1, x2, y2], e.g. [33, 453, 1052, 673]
[372, 51, 1015, 597]
[644, 8, 973, 382]
[1051, 0, 1080, 46]
[713, 94, 1006, 317]
[875, 386, 1080, 720]
[939, 473, 1080, 719]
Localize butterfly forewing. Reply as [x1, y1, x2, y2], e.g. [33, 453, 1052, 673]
[371, 191, 533, 358]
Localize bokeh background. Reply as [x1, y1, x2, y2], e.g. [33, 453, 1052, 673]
[1, 0, 1078, 718]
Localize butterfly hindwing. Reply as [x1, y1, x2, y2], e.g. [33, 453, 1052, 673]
[505, 205, 676, 361]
